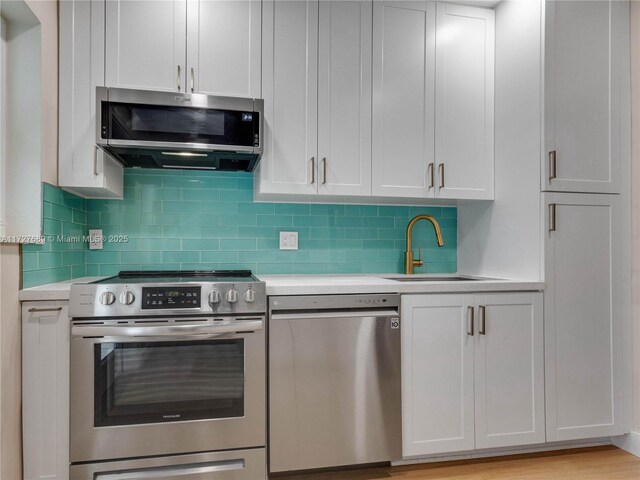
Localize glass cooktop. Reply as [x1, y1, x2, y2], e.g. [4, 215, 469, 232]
[92, 270, 258, 284]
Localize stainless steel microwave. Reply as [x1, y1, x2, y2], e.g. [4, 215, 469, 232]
[96, 87, 264, 172]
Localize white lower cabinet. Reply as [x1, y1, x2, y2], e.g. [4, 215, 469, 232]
[401, 292, 544, 457]
[22, 302, 70, 480]
[544, 193, 628, 441]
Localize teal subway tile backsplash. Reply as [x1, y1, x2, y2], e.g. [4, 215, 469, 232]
[22, 184, 88, 288]
[23, 170, 457, 286]
[84, 170, 456, 275]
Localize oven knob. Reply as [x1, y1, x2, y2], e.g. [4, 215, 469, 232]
[119, 291, 135, 305]
[99, 291, 116, 305]
[244, 288, 256, 303]
[208, 289, 221, 305]
[226, 289, 239, 303]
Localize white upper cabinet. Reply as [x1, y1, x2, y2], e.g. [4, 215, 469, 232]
[402, 292, 544, 457]
[258, 0, 372, 197]
[105, 0, 187, 92]
[317, 0, 372, 196]
[435, 3, 494, 200]
[544, 0, 628, 193]
[372, 1, 494, 200]
[186, 0, 261, 97]
[106, 0, 260, 97]
[544, 193, 627, 440]
[372, 1, 435, 198]
[59, 0, 123, 199]
[259, 0, 318, 195]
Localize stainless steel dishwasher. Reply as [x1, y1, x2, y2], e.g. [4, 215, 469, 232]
[268, 294, 402, 474]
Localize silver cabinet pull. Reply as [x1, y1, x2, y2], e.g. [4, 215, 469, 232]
[549, 150, 557, 180]
[28, 307, 62, 313]
[428, 163, 435, 188]
[322, 157, 327, 185]
[479, 305, 486, 335]
[190, 67, 195, 92]
[438, 163, 445, 188]
[177, 65, 182, 91]
[549, 203, 557, 232]
[467, 306, 474, 336]
[93, 146, 100, 176]
[310, 157, 315, 184]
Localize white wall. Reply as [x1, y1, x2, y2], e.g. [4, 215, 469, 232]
[630, 0, 640, 434]
[457, 0, 543, 281]
[0, 245, 22, 480]
[0, 1, 58, 477]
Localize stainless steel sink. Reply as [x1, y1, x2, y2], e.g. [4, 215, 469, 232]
[383, 276, 481, 282]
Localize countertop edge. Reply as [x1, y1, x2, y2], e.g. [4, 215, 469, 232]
[20, 275, 544, 302]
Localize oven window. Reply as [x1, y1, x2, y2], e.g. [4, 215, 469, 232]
[94, 340, 244, 427]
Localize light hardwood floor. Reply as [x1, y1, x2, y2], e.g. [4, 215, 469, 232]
[274, 446, 640, 479]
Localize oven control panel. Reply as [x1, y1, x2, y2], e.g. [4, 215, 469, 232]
[141, 286, 201, 309]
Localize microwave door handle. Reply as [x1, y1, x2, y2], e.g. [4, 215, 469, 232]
[71, 320, 263, 338]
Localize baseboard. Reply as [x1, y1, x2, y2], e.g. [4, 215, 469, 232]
[611, 431, 640, 458]
[392, 438, 612, 466]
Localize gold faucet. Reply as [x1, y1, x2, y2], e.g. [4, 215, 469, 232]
[404, 214, 445, 274]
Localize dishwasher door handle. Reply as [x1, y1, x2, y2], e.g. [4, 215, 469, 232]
[270, 310, 399, 321]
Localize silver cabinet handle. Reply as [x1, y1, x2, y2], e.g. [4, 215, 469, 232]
[177, 65, 182, 91]
[93, 146, 100, 176]
[322, 157, 327, 185]
[549, 203, 557, 232]
[467, 306, 474, 336]
[549, 150, 557, 181]
[190, 67, 195, 93]
[438, 163, 445, 188]
[310, 157, 315, 184]
[28, 307, 62, 313]
[428, 163, 435, 188]
[479, 305, 486, 335]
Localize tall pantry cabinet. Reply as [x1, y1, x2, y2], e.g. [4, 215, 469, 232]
[543, 0, 631, 441]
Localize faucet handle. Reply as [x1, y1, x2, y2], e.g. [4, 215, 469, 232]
[414, 247, 424, 269]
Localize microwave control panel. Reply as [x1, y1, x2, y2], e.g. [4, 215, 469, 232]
[141, 286, 201, 309]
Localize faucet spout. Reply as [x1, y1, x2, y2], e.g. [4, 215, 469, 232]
[404, 214, 445, 274]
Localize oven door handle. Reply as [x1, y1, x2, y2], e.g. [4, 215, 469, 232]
[71, 320, 263, 338]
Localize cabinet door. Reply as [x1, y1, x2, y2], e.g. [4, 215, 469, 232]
[372, 1, 435, 198]
[435, 3, 494, 200]
[258, 0, 318, 195]
[545, 193, 627, 440]
[544, 0, 628, 193]
[22, 302, 70, 480]
[58, 0, 123, 199]
[474, 293, 545, 449]
[186, 0, 261, 97]
[401, 294, 475, 456]
[105, 0, 187, 92]
[317, 0, 372, 197]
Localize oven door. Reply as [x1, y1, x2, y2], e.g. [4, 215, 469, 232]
[70, 318, 265, 463]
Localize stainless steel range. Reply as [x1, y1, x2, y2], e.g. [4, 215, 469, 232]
[67, 270, 267, 480]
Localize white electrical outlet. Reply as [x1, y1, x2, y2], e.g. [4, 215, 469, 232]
[88, 229, 103, 250]
[279, 231, 298, 250]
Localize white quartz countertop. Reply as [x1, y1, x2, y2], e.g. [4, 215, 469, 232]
[19, 274, 544, 302]
[259, 274, 544, 296]
[19, 277, 104, 302]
